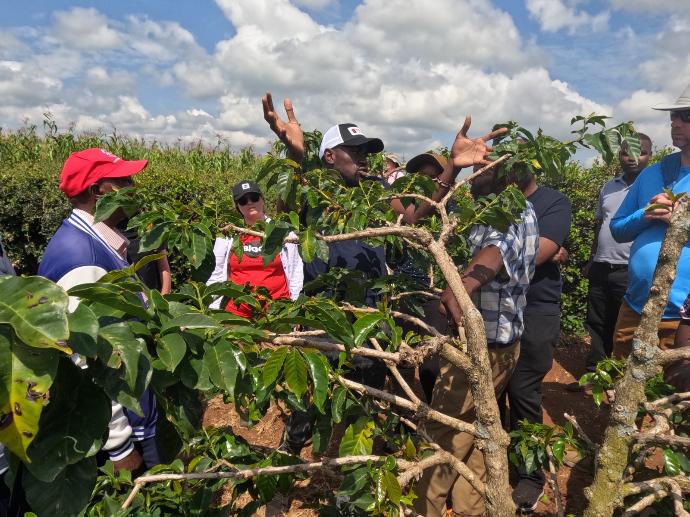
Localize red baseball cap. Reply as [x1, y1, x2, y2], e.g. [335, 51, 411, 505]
[59, 148, 148, 197]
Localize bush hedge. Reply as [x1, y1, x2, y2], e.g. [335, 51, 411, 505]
[0, 121, 670, 335]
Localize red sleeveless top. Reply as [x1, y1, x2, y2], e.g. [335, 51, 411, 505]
[225, 234, 290, 317]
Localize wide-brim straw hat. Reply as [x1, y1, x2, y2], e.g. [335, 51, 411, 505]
[653, 83, 690, 111]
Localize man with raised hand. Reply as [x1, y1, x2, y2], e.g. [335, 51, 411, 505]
[262, 93, 504, 456]
[610, 85, 690, 388]
[38, 148, 159, 472]
[414, 162, 539, 517]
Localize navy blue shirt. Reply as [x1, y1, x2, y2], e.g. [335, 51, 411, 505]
[303, 176, 388, 307]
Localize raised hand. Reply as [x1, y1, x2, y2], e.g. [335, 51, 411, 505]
[449, 116, 507, 172]
[262, 91, 304, 163]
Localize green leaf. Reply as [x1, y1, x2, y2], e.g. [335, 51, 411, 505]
[263, 346, 288, 386]
[352, 312, 384, 347]
[304, 352, 329, 413]
[300, 227, 317, 263]
[284, 350, 308, 398]
[380, 469, 402, 505]
[161, 313, 218, 334]
[0, 276, 70, 353]
[331, 385, 347, 423]
[66, 303, 99, 358]
[98, 323, 150, 392]
[23, 456, 97, 517]
[339, 417, 374, 456]
[139, 222, 172, 253]
[179, 356, 213, 391]
[663, 448, 682, 476]
[676, 451, 690, 473]
[0, 330, 58, 462]
[338, 466, 369, 496]
[156, 333, 187, 371]
[25, 360, 110, 482]
[67, 283, 149, 322]
[203, 341, 240, 397]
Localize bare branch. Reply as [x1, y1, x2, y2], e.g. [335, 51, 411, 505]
[564, 413, 597, 453]
[636, 432, 690, 449]
[338, 377, 477, 436]
[546, 448, 565, 517]
[122, 455, 388, 509]
[621, 490, 669, 516]
[370, 337, 422, 404]
[645, 391, 690, 410]
[340, 303, 444, 338]
[390, 290, 440, 302]
[659, 347, 690, 365]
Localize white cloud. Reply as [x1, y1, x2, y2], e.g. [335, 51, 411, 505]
[526, 0, 609, 33]
[609, 0, 690, 16]
[292, 0, 337, 8]
[52, 7, 123, 50]
[0, 0, 673, 158]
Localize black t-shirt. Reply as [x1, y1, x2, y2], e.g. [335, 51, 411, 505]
[303, 176, 388, 307]
[525, 186, 572, 314]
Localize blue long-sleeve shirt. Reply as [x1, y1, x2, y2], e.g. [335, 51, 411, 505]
[610, 152, 690, 318]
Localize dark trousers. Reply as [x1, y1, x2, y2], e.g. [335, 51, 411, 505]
[503, 308, 561, 486]
[585, 262, 628, 371]
[0, 471, 28, 517]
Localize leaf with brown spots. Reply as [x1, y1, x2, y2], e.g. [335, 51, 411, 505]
[0, 327, 58, 462]
[0, 276, 70, 353]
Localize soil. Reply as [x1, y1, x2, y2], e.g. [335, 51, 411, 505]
[202, 334, 614, 516]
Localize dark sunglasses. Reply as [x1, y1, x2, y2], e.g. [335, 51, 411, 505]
[671, 110, 690, 123]
[237, 192, 261, 206]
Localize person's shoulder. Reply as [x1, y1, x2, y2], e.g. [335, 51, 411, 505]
[38, 222, 98, 278]
[535, 185, 570, 206]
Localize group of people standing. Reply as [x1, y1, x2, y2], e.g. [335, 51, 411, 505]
[2, 82, 690, 517]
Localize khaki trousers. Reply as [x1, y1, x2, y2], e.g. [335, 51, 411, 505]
[612, 301, 679, 358]
[413, 341, 521, 517]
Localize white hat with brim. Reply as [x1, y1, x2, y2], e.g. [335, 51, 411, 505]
[653, 83, 690, 111]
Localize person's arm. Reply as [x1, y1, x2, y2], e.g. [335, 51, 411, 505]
[392, 117, 507, 225]
[609, 175, 662, 243]
[157, 255, 171, 295]
[439, 245, 504, 325]
[669, 319, 690, 392]
[207, 238, 232, 309]
[262, 92, 305, 213]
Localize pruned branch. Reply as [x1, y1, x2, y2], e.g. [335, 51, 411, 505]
[659, 347, 690, 365]
[635, 432, 690, 449]
[338, 377, 478, 437]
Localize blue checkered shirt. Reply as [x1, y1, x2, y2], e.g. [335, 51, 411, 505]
[467, 202, 539, 346]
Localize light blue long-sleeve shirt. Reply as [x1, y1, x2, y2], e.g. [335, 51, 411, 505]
[610, 152, 690, 318]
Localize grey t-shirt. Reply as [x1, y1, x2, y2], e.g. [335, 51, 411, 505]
[594, 176, 633, 264]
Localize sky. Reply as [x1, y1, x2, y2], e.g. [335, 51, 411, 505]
[1, 0, 689, 160]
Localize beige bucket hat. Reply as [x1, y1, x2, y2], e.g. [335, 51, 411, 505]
[653, 83, 690, 111]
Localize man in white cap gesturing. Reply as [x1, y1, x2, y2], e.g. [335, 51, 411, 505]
[609, 83, 690, 390]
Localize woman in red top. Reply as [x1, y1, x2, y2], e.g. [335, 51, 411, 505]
[206, 181, 303, 317]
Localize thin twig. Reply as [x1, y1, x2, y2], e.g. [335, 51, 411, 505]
[370, 337, 421, 404]
[122, 455, 387, 509]
[390, 290, 440, 302]
[564, 413, 597, 453]
[546, 448, 565, 517]
[338, 376, 477, 436]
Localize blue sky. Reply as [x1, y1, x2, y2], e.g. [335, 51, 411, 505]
[1, 0, 688, 158]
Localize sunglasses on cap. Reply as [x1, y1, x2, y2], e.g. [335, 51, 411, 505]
[237, 192, 261, 206]
[671, 110, 690, 123]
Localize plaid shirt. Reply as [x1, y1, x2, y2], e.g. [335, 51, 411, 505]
[467, 202, 539, 346]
